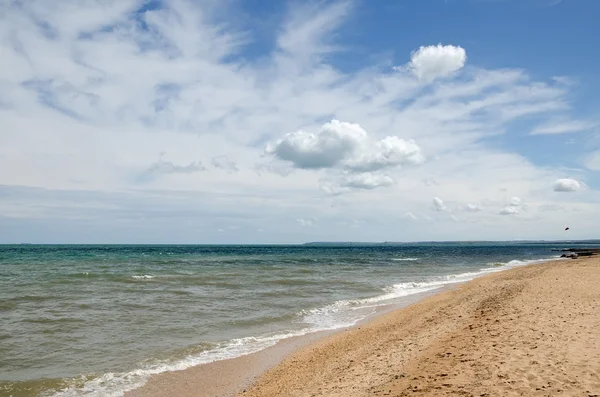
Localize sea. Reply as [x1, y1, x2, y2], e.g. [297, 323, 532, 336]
[0, 242, 595, 397]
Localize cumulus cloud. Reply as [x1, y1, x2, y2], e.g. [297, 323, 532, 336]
[432, 197, 447, 211]
[211, 156, 239, 173]
[319, 172, 394, 194]
[463, 203, 482, 212]
[400, 44, 467, 82]
[498, 196, 524, 215]
[498, 197, 524, 216]
[266, 120, 424, 172]
[266, 120, 363, 169]
[499, 206, 521, 215]
[338, 173, 394, 190]
[147, 159, 206, 174]
[553, 178, 581, 192]
[508, 197, 521, 206]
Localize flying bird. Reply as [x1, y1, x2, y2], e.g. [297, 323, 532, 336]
[565, 227, 570, 231]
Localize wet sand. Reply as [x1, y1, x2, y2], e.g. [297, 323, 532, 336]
[129, 257, 600, 397]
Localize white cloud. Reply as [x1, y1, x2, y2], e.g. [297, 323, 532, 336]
[319, 172, 395, 194]
[265, 120, 424, 172]
[265, 120, 366, 169]
[297, 218, 317, 227]
[499, 206, 521, 215]
[499, 197, 523, 215]
[432, 197, 447, 211]
[338, 173, 394, 190]
[531, 119, 598, 135]
[553, 178, 581, 192]
[508, 197, 521, 206]
[404, 212, 417, 220]
[400, 44, 467, 82]
[346, 136, 425, 172]
[463, 203, 482, 212]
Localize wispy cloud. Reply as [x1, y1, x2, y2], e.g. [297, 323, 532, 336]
[531, 119, 599, 135]
[211, 155, 239, 173]
[0, 0, 598, 242]
[147, 159, 206, 175]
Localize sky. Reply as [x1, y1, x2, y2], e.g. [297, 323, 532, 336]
[1, 0, 599, 244]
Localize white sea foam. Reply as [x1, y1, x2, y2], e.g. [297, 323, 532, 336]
[49, 329, 315, 397]
[298, 257, 561, 331]
[49, 256, 561, 397]
[131, 275, 154, 279]
[391, 257, 420, 261]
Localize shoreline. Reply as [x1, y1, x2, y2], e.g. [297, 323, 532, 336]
[125, 286, 449, 397]
[125, 257, 572, 397]
[242, 257, 600, 396]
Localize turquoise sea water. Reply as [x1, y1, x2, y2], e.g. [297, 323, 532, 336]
[0, 242, 589, 397]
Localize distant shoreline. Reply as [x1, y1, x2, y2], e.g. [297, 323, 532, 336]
[303, 239, 600, 246]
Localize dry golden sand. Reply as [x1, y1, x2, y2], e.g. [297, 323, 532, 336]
[128, 257, 600, 397]
[242, 257, 600, 397]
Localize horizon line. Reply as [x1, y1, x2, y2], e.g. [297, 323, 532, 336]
[2, 239, 600, 246]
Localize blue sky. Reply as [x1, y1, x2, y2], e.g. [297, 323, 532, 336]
[0, 0, 599, 243]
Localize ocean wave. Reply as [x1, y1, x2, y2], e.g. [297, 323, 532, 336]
[131, 275, 155, 280]
[391, 257, 420, 261]
[487, 258, 557, 268]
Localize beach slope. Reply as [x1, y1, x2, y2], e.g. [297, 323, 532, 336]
[243, 258, 600, 396]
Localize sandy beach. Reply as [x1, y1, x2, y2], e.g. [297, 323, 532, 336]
[129, 257, 600, 397]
